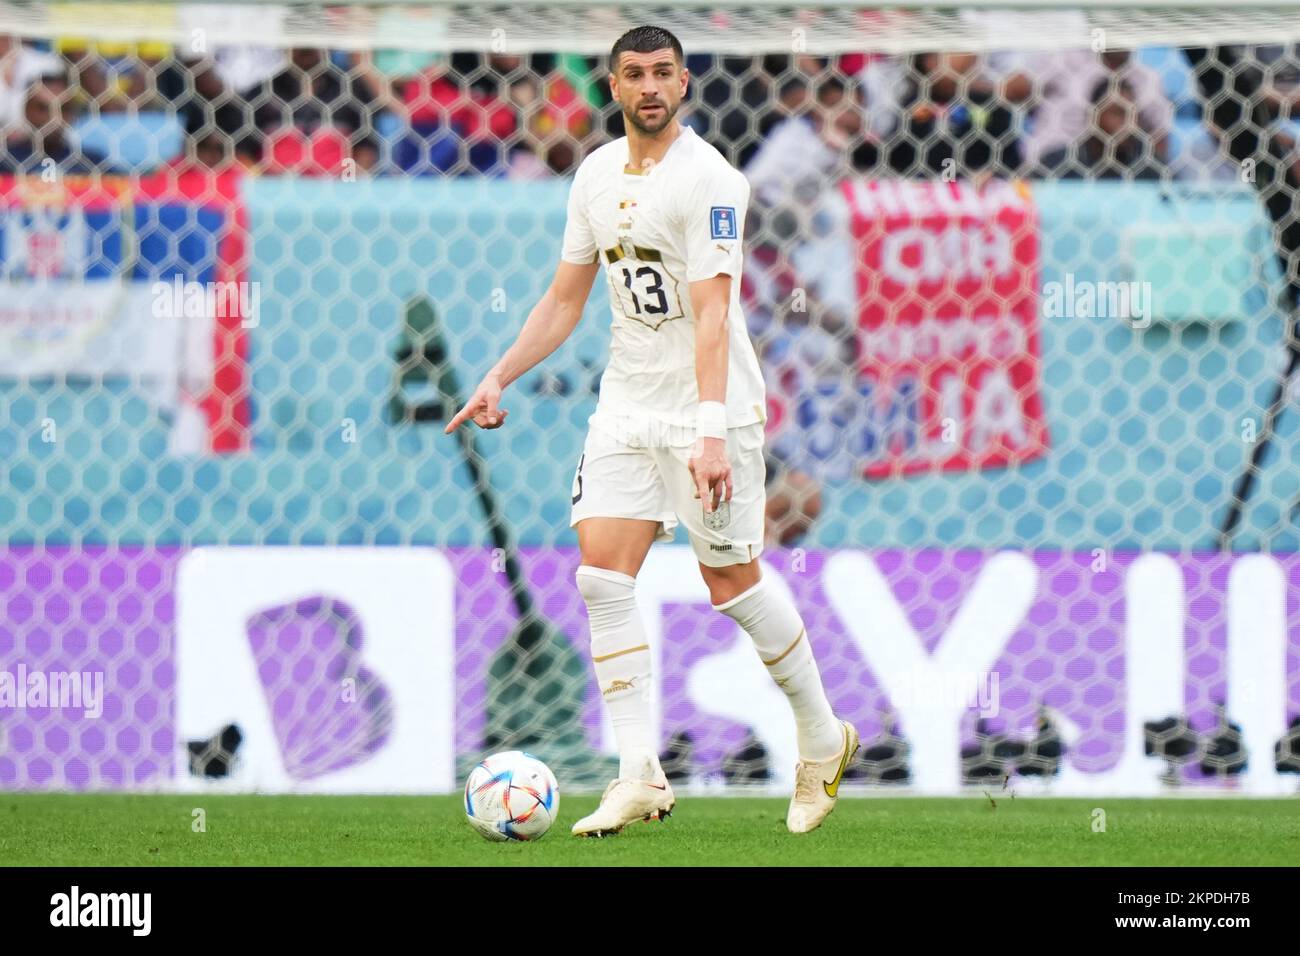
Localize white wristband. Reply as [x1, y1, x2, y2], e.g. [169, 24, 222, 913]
[696, 401, 728, 440]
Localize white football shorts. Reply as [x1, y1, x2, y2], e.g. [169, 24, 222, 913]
[568, 414, 767, 568]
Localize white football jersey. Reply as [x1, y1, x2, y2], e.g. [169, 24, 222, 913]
[560, 123, 767, 431]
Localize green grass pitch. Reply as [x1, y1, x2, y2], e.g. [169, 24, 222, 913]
[3, 793, 1298, 865]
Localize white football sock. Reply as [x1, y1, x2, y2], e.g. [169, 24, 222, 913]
[576, 565, 662, 782]
[713, 576, 843, 760]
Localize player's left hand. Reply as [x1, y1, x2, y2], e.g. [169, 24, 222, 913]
[688, 436, 733, 512]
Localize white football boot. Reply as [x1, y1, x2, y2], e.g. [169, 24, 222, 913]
[787, 720, 860, 834]
[571, 773, 675, 838]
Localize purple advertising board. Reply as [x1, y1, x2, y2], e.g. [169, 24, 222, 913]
[2, 545, 1298, 794]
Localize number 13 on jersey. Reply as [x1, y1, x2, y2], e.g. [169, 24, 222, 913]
[606, 245, 684, 330]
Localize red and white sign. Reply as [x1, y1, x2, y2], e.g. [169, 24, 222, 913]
[844, 179, 1049, 478]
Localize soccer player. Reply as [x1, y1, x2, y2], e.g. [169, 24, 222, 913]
[446, 25, 857, 836]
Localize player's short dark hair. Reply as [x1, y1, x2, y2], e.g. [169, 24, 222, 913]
[610, 26, 684, 73]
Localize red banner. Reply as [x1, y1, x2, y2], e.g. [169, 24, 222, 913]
[845, 179, 1049, 479]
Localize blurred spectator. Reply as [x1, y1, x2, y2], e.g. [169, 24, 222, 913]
[1023, 49, 1172, 170]
[56, 41, 118, 114]
[452, 51, 528, 174]
[1252, 43, 1300, 182]
[253, 48, 383, 176]
[0, 36, 63, 133]
[357, 1, 449, 104]
[858, 48, 1033, 143]
[770, 72, 810, 126]
[753, 269, 861, 481]
[399, 52, 519, 175]
[682, 53, 782, 166]
[399, 52, 588, 176]
[170, 129, 240, 175]
[475, 52, 591, 174]
[151, 55, 257, 164]
[744, 75, 874, 208]
[390, 55, 460, 174]
[1039, 77, 1168, 180]
[0, 70, 97, 174]
[554, 52, 605, 132]
[52, 39, 175, 116]
[952, 6, 1081, 105]
[884, 52, 1023, 177]
[504, 73, 585, 178]
[856, 55, 909, 140]
[350, 46, 429, 117]
[214, 45, 287, 97]
[742, 178, 859, 535]
[765, 452, 824, 546]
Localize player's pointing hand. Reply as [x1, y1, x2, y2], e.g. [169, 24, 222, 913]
[445, 375, 510, 433]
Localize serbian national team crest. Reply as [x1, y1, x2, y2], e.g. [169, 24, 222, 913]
[710, 206, 736, 239]
[702, 500, 730, 530]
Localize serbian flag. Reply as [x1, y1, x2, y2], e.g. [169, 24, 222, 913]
[844, 179, 1049, 478]
[0, 170, 251, 453]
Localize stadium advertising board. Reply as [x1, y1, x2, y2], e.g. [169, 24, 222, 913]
[1, 545, 1296, 795]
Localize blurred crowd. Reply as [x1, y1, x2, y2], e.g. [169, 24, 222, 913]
[6, 31, 1300, 543]
[0, 38, 599, 177]
[5, 33, 1298, 184]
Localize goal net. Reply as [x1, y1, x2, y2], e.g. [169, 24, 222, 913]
[2, 1, 1299, 798]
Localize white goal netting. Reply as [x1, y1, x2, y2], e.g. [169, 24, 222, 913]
[1, 2, 1299, 797]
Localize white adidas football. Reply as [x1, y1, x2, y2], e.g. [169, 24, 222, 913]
[464, 751, 560, 842]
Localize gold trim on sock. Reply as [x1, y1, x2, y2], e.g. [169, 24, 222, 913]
[591, 643, 649, 663]
[762, 628, 806, 667]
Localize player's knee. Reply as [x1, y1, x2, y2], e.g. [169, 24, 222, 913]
[576, 564, 637, 608]
[577, 565, 638, 635]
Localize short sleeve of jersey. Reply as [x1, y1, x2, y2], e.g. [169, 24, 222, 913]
[683, 165, 750, 282]
[560, 165, 598, 265]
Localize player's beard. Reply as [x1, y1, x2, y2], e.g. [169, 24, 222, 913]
[624, 97, 679, 135]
